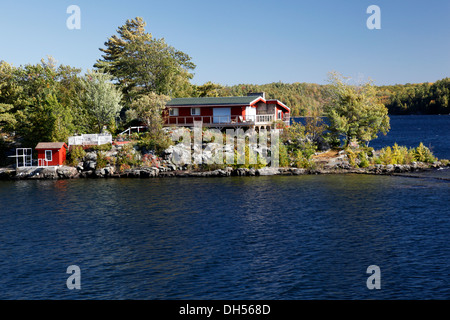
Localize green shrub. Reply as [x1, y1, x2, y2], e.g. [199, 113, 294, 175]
[96, 152, 108, 169]
[376, 143, 437, 165]
[292, 149, 316, 169]
[137, 132, 173, 156]
[278, 143, 289, 168]
[116, 144, 142, 168]
[346, 148, 358, 167]
[89, 143, 112, 152]
[231, 144, 267, 169]
[378, 146, 393, 165]
[358, 151, 370, 168]
[413, 142, 437, 163]
[68, 146, 86, 166]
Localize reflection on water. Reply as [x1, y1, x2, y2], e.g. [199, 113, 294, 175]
[0, 175, 448, 299]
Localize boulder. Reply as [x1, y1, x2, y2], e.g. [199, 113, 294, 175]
[84, 152, 97, 162]
[56, 166, 79, 179]
[291, 168, 306, 175]
[76, 162, 84, 172]
[84, 161, 97, 171]
[256, 167, 280, 176]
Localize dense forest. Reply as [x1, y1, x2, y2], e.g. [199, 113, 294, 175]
[213, 79, 450, 117]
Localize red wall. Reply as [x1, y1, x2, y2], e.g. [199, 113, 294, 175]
[37, 148, 66, 166]
[166, 106, 245, 125]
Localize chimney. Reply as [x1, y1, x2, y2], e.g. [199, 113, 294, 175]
[247, 92, 265, 99]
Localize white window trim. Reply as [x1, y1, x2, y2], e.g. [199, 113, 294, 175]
[169, 108, 179, 116]
[191, 107, 201, 116]
[45, 150, 52, 162]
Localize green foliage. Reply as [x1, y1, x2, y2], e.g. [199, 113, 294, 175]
[94, 17, 196, 101]
[192, 82, 223, 97]
[278, 143, 289, 168]
[136, 131, 173, 156]
[0, 103, 17, 131]
[0, 137, 13, 166]
[325, 72, 390, 147]
[88, 143, 113, 152]
[80, 70, 123, 133]
[293, 149, 315, 169]
[281, 120, 307, 149]
[0, 58, 84, 147]
[116, 144, 141, 168]
[413, 142, 437, 163]
[229, 142, 269, 170]
[379, 78, 450, 115]
[129, 92, 170, 134]
[281, 120, 319, 168]
[214, 77, 450, 117]
[376, 143, 437, 165]
[345, 148, 358, 167]
[216, 82, 327, 117]
[358, 151, 370, 168]
[96, 152, 108, 169]
[68, 146, 86, 166]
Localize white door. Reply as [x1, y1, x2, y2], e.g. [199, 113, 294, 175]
[213, 108, 231, 124]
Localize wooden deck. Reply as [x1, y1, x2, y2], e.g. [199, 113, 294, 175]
[164, 115, 290, 128]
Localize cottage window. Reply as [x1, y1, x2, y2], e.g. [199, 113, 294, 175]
[278, 110, 283, 120]
[169, 108, 179, 116]
[45, 150, 52, 162]
[191, 108, 201, 116]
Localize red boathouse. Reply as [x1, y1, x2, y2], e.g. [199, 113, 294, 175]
[35, 142, 68, 167]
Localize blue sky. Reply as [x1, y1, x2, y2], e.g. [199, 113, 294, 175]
[0, 0, 449, 86]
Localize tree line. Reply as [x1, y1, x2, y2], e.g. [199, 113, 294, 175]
[213, 78, 450, 116]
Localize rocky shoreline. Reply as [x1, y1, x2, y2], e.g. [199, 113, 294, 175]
[0, 160, 448, 181]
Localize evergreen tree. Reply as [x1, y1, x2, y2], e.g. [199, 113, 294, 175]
[325, 72, 390, 147]
[94, 17, 196, 101]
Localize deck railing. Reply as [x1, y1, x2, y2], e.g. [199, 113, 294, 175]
[164, 114, 281, 126]
[68, 134, 113, 146]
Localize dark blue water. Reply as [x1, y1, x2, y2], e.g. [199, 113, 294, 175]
[371, 115, 450, 160]
[294, 115, 450, 159]
[0, 116, 449, 300]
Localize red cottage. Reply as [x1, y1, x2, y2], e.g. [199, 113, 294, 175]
[164, 92, 290, 129]
[36, 142, 68, 167]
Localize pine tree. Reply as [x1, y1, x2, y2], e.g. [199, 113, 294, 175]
[94, 17, 196, 101]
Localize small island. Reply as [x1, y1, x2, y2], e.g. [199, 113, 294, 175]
[1, 18, 449, 180]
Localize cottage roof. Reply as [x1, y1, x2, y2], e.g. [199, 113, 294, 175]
[167, 95, 290, 112]
[35, 142, 67, 150]
[167, 96, 260, 107]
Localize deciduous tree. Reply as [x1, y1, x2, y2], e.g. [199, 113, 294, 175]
[80, 70, 123, 133]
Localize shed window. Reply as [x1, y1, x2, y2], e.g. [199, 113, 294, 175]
[45, 150, 52, 162]
[169, 108, 179, 116]
[191, 108, 201, 116]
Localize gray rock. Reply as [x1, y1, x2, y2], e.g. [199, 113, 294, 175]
[84, 161, 97, 171]
[84, 152, 97, 162]
[256, 167, 280, 176]
[292, 168, 306, 175]
[56, 166, 79, 179]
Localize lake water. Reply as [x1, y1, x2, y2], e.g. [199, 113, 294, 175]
[0, 116, 449, 300]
